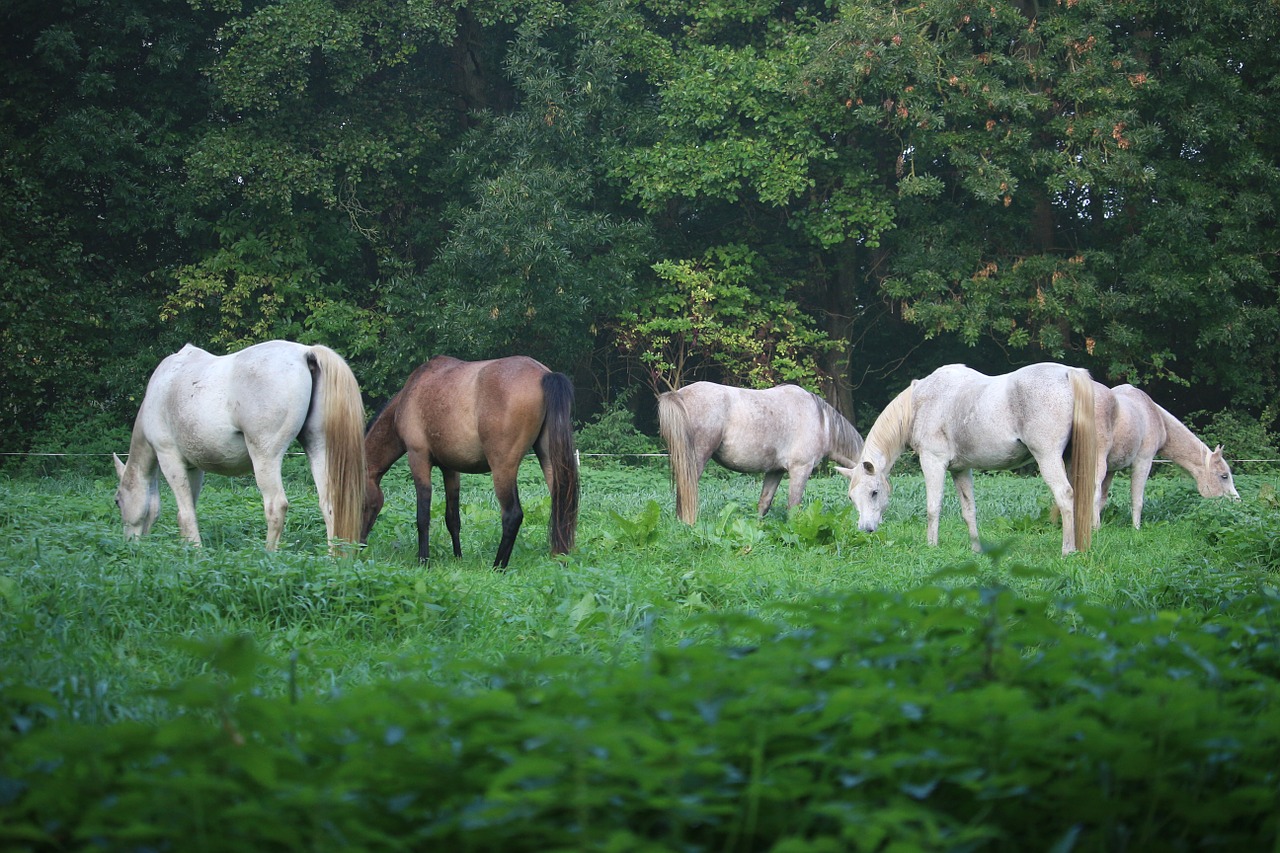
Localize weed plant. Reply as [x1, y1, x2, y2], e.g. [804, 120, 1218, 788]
[2, 458, 1279, 848]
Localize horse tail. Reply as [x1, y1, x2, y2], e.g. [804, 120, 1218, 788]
[540, 371, 579, 555]
[309, 345, 367, 546]
[1068, 368, 1097, 552]
[658, 390, 700, 524]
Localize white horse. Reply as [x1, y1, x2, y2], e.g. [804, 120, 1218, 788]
[837, 363, 1098, 554]
[114, 341, 367, 551]
[1091, 383, 1239, 527]
[658, 382, 864, 524]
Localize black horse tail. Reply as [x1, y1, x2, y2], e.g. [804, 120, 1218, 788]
[540, 371, 579, 554]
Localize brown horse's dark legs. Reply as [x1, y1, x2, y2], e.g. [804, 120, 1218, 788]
[442, 469, 463, 558]
[492, 481, 523, 569]
[414, 479, 433, 563]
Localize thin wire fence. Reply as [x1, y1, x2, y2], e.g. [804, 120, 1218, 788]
[4, 451, 1280, 464]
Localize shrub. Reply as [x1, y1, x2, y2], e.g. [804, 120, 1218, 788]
[575, 389, 661, 463]
[5, 587, 1280, 850]
[1189, 409, 1280, 474]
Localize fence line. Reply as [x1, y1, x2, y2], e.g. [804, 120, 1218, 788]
[5, 451, 1280, 464]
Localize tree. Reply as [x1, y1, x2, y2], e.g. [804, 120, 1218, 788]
[381, 12, 654, 380]
[615, 245, 835, 394]
[801, 0, 1280, 413]
[0, 0, 223, 450]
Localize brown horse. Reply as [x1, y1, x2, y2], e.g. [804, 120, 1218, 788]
[362, 355, 579, 568]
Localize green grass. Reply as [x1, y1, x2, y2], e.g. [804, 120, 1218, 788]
[3, 459, 1280, 849]
[3, 458, 1278, 718]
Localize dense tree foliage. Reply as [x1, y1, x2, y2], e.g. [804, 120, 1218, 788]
[2, 0, 1277, 452]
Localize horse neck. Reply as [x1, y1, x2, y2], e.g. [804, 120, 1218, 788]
[1157, 406, 1210, 474]
[863, 386, 914, 473]
[823, 402, 864, 466]
[122, 424, 159, 487]
[364, 396, 407, 477]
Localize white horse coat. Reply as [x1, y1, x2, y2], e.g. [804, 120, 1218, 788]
[114, 341, 366, 550]
[1094, 383, 1238, 527]
[839, 363, 1098, 554]
[659, 381, 864, 524]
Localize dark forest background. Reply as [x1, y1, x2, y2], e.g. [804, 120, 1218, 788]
[3, 0, 1278, 455]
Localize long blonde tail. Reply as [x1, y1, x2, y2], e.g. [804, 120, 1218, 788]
[658, 391, 700, 524]
[311, 345, 367, 546]
[1069, 369, 1097, 552]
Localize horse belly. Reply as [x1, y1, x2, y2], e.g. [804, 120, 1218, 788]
[144, 389, 253, 477]
[947, 434, 1031, 471]
[174, 431, 254, 476]
[712, 393, 815, 474]
[713, 444, 779, 474]
[419, 434, 491, 475]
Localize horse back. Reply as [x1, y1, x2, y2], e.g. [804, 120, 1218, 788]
[682, 382, 830, 473]
[138, 341, 314, 474]
[1111, 384, 1166, 462]
[913, 363, 1079, 468]
[394, 355, 551, 473]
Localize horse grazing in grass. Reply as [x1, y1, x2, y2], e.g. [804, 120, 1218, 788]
[114, 341, 367, 551]
[1092, 383, 1238, 528]
[658, 382, 864, 524]
[362, 355, 579, 569]
[838, 363, 1098, 554]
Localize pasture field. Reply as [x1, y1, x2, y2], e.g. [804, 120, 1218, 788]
[2, 457, 1280, 849]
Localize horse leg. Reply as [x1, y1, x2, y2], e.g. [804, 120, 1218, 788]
[442, 469, 463, 558]
[362, 474, 385, 544]
[304, 440, 335, 541]
[920, 456, 949, 547]
[1093, 453, 1109, 530]
[407, 450, 434, 563]
[158, 456, 203, 546]
[1035, 457, 1077, 554]
[1098, 470, 1117, 529]
[491, 467, 523, 570]
[757, 471, 784, 517]
[252, 459, 290, 551]
[951, 468, 981, 552]
[784, 466, 813, 514]
[1130, 457, 1154, 529]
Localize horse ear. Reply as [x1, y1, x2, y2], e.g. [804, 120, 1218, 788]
[113, 452, 126, 479]
[861, 460, 876, 476]
[835, 465, 855, 479]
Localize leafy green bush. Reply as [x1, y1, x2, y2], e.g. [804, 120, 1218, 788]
[575, 389, 661, 463]
[1189, 409, 1280, 474]
[5, 586, 1280, 851]
[4, 467, 1280, 849]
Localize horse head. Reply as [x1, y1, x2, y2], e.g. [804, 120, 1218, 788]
[836, 459, 892, 534]
[1197, 445, 1240, 500]
[114, 452, 159, 540]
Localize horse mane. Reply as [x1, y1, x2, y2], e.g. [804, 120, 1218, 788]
[864, 383, 915, 470]
[812, 392, 864, 465]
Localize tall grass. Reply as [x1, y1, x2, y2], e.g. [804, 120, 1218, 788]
[3, 458, 1278, 721]
[4, 460, 1280, 849]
